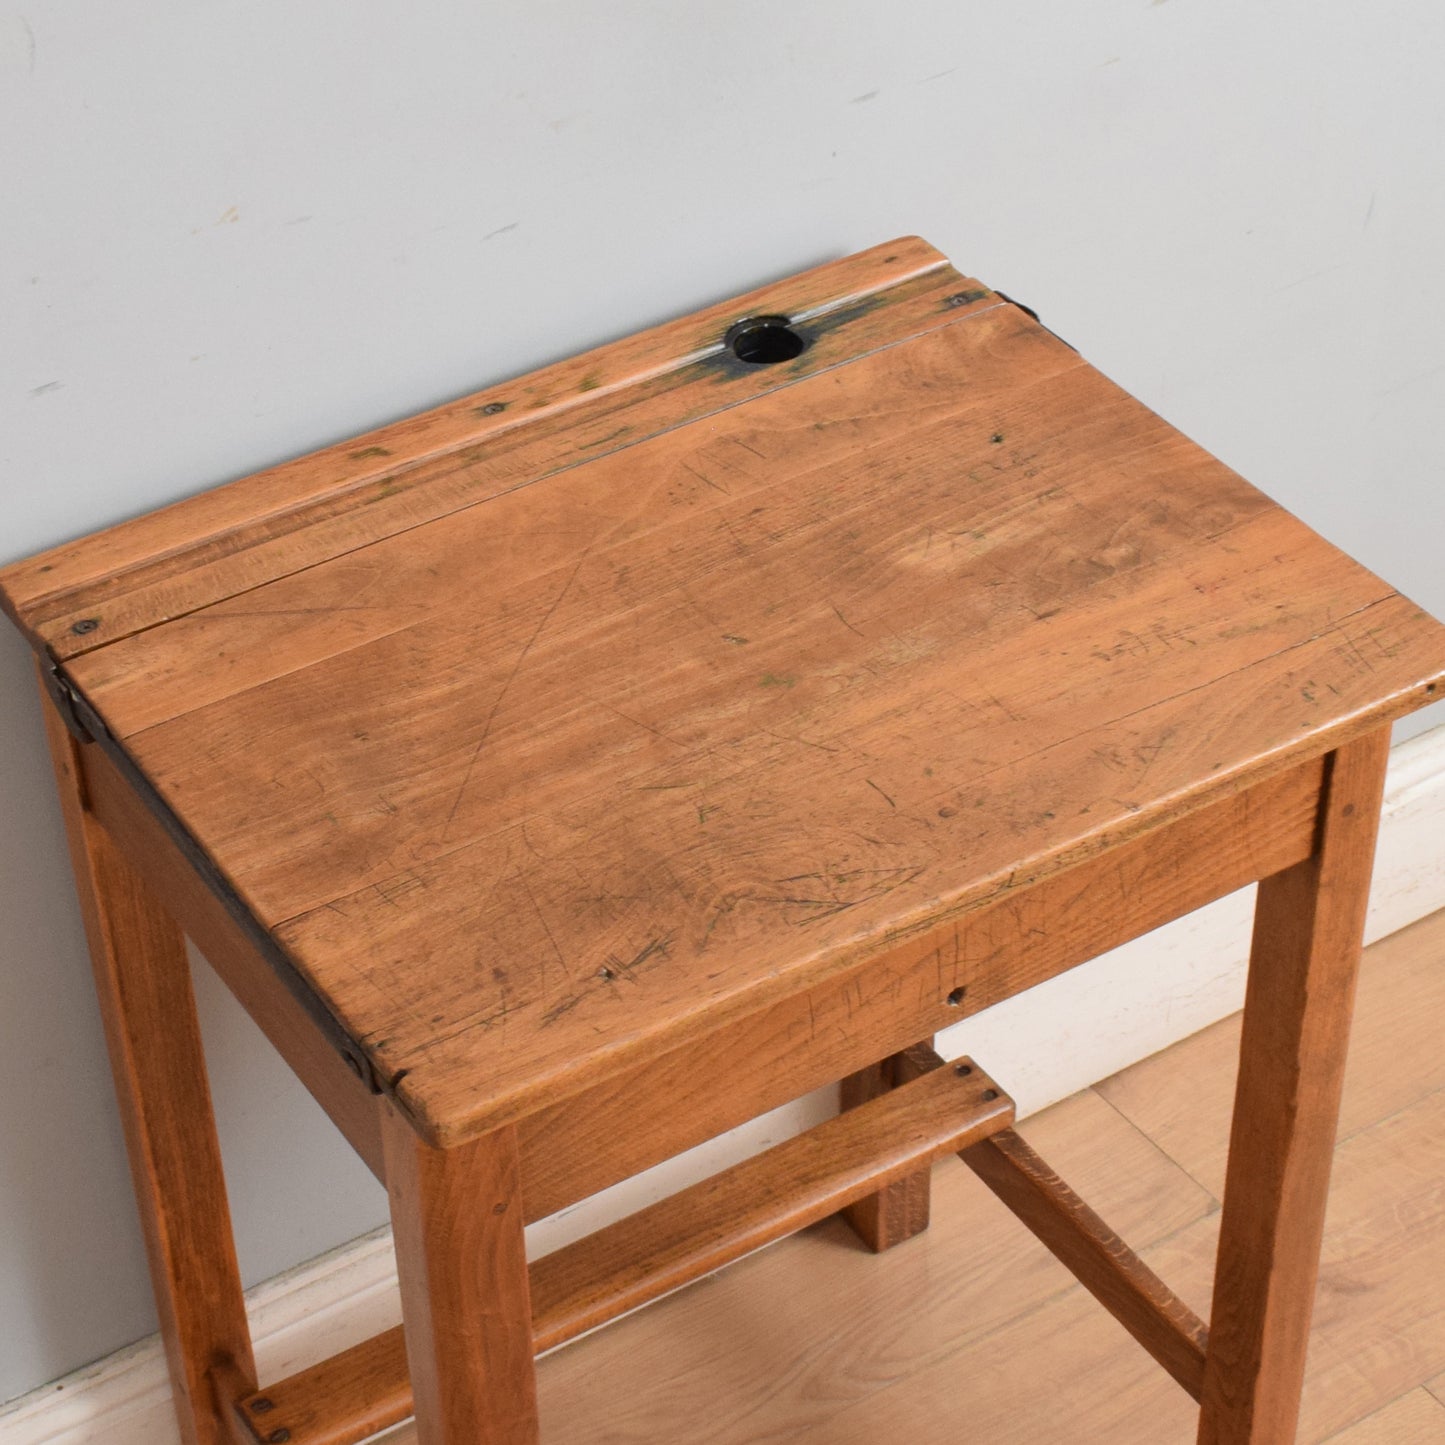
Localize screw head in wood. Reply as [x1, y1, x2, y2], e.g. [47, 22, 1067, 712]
[70, 618, 100, 635]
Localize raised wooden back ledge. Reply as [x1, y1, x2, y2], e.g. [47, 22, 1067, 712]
[0, 237, 970, 659]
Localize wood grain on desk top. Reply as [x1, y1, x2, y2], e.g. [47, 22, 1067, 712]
[6, 237, 1444, 1144]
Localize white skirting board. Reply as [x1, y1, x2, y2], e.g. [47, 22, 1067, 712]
[6, 723, 1445, 1444]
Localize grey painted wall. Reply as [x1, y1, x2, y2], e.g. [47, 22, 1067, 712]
[3, 0, 1443, 1402]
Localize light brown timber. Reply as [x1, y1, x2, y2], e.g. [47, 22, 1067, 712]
[360, 911, 1445, 1444]
[960, 1122, 1209, 1399]
[73, 683, 1323, 1220]
[3, 239, 1444, 1445]
[75, 717, 385, 1178]
[0, 243, 1437, 1145]
[528, 1051, 1013, 1352]
[840, 1043, 936, 1251]
[233, 1053, 1014, 1445]
[513, 759, 1320, 1217]
[35, 665, 258, 1445]
[233, 1333, 412, 1445]
[3, 241, 971, 657]
[1198, 728, 1394, 1444]
[381, 1111, 539, 1445]
[70, 694, 1323, 1215]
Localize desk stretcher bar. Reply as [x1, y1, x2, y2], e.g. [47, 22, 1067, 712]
[230, 1041, 1211, 1445]
[231, 1054, 1015, 1445]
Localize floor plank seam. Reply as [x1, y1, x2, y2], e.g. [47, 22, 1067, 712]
[1088, 1083, 1225, 1208]
[1331, 1075, 1445, 1154]
[1316, 1388, 1442, 1444]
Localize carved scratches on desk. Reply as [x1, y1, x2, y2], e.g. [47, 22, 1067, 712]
[509, 761, 1321, 1178]
[65, 302, 1076, 737]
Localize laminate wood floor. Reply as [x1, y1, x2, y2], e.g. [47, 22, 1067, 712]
[381, 907, 1445, 1443]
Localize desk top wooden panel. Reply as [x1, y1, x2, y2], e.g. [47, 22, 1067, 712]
[6, 238, 1444, 1144]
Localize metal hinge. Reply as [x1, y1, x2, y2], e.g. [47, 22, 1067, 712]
[40, 658, 382, 1096]
[995, 290, 1078, 353]
[42, 665, 113, 747]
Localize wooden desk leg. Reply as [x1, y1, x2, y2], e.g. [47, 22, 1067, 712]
[382, 1108, 540, 1444]
[37, 674, 257, 1445]
[1198, 728, 1391, 1444]
[841, 1040, 935, 1251]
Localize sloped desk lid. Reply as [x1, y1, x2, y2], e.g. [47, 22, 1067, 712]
[6, 238, 1443, 1143]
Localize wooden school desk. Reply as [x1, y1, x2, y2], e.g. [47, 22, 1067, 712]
[5, 238, 1443, 1444]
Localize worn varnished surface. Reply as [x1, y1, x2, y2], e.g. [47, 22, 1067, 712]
[5, 238, 1445, 1145]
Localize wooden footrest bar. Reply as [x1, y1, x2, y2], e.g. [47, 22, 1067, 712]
[532, 1050, 1013, 1349]
[232, 1054, 1015, 1445]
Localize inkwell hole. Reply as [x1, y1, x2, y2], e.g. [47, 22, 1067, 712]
[726, 315, 806, 365]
